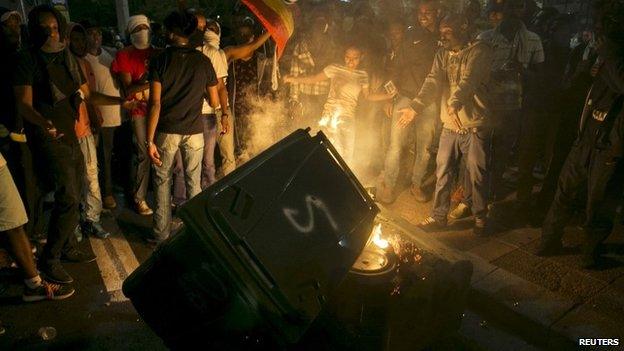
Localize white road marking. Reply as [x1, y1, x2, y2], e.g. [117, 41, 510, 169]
[89, 231, 140, 302]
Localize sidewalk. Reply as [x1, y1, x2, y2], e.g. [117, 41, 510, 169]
[378, 186, 624, 349]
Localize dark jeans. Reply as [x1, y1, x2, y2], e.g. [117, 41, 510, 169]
[98, 126, 117, 197]
[432, 128, 491, 222]
[536, 109, 583, 213]
[38, 138, 84, 264]
[542, 141, 624, 255]
[517, 108, 550, 203]
[463, 110, 520, 205]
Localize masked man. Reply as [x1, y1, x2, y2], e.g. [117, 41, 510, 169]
[111, 14, 158, 216]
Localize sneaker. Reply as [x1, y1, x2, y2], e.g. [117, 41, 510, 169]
[410, 185, 429, 203]
[535, 239, 563, 257]
[449, 203, 472, 220]
[74, 225, 83, 243]
[62, 248, 96, 263]
[40, 262, 73, 284]
[23, 280, 75, 302]
[135, 200, 153, 216]
[82, 221, 110, 239]
[473, 217, 488, 237]
[103, 195, 117, 210]
[418, 216, 447, 232]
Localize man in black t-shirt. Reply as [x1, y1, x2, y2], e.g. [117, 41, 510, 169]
[13, 5, 131, 284]
[146, 11, 218, 243]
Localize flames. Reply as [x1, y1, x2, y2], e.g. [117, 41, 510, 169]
[371, 223, 389, 249]
[318, 109, 343, 132]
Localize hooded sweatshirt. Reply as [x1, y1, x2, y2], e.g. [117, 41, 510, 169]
[411, 40, 493, 130]
[68, 22, 98, 138]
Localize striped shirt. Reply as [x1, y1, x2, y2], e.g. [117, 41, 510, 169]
[322, 64, 369, 119]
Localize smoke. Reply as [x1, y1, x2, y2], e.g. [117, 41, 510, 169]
[235, 93, 382, 188]
[236, 95, 292, 163]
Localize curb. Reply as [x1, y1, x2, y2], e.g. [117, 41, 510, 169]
[377, 205, 578, 350]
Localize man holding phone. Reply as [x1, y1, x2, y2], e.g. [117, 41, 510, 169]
[377, 9, 440, 205]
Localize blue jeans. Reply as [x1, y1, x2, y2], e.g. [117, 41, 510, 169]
[78, 134, 103, 223]
[383, 96, 437, 188]
[153, 132, 204, 241]
[171, 114, 220, 204]
[201, 114, 218, 189]
[432, 128, 491, 222]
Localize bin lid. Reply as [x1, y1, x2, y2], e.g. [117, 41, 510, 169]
[179, 130, 379, 340]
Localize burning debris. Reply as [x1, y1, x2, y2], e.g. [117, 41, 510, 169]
[319, 219, 474, 350]
[371, 223, 389, 250]
[318, 109, 344, 132]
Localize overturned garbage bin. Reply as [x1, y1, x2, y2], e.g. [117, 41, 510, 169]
[122, 129, 379, 349]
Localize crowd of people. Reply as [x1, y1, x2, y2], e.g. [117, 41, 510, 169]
[1, 0, 623, 304]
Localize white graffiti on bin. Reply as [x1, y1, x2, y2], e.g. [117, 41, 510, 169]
[283, 195, 339, 233]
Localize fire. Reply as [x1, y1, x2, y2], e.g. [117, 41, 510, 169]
[318, 109, 343, 132]
[371, 223, 389, 249]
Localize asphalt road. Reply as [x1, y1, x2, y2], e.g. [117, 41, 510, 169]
[0, 206, 167, 351]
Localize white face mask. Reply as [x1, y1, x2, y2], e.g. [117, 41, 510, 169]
[41, 36, 66, 53]
[203, 29, 220, 48]
[130, 29, 150, 49]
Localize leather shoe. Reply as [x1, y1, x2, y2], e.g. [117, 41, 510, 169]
[62, 248, 96, 263]
[41, 262, 73, 284]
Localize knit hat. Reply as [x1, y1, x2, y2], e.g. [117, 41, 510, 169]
[127, 14, 149, 33]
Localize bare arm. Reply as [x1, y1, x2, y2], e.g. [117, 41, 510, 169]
[216, 77, 230, 134]
[146, 80, 163, 166]
[224, 32, 271, 63]
[146, 81, 162, 145]
[119, 71, 149, 98]
[80, 83, 125, 106]
[206, 84, 219, 109]
[284, 71, 329, 85]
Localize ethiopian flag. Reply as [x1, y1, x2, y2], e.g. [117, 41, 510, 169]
[241, 0, 295, 58]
